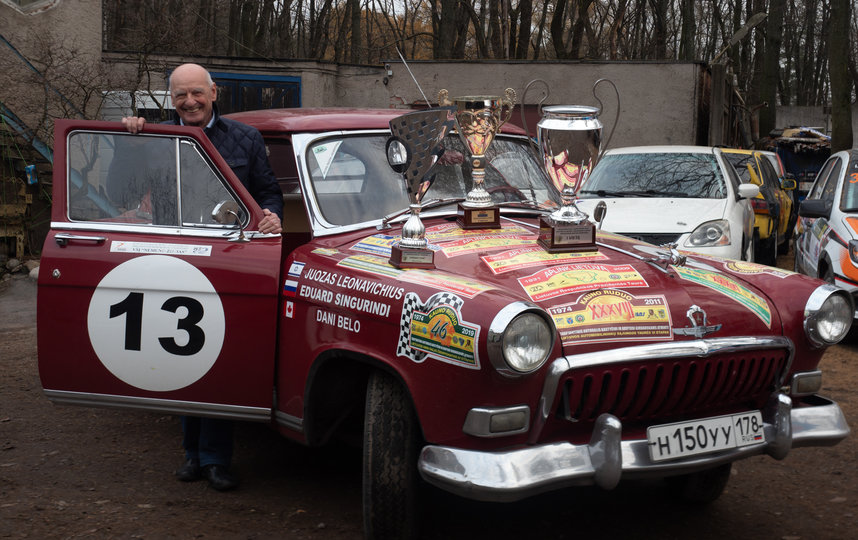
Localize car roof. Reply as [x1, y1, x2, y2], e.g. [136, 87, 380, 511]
[225, 107, 527, 136]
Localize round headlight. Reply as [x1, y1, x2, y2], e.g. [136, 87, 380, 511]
[503, 312, 552, 373]
[805, 286, 854, 347]
[488, 303, 555, 377]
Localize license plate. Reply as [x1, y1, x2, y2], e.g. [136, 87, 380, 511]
[647, 411, 765, 462]
[800, 182, 814, 192]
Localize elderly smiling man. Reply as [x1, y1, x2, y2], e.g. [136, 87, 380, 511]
[122, 63, 283, 491]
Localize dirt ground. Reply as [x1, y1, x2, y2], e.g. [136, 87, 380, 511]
[2, 250, 857, 539]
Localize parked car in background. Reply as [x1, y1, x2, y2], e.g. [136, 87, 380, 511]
[576, 146, 759, 261]
[794, 149, 858, 315]
[760, 150, 800, 241]
[721, 149, 796, 265]
[38, 113, 851, 538]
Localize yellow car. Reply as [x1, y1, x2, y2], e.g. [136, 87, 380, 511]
[722, 149, 797, 265]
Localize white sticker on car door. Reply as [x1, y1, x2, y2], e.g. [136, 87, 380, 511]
[86, 255, 225, 392]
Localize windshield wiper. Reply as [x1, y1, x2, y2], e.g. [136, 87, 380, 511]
[579, 189, 630, 198]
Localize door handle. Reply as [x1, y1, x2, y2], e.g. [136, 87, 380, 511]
[55, 233, 107, 246]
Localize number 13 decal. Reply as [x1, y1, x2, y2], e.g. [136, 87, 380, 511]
[110, 292, 205, 356]
[87, 255, 225, 392]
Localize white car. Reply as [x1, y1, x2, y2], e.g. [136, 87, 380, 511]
[575, 146, 760, 261]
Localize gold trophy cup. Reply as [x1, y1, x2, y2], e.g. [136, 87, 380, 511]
[439, 88, 516, 229]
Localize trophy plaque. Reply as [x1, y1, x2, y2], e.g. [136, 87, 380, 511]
[537, 186, 596, 252]
[386, 109, 453, 269]
[439, 88, 516, 229]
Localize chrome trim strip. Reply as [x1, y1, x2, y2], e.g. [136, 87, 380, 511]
[532, 336, 793, 443]
[275, 410, 304, 433]
[43, 389, 271, 422]
[486, 301, 555, 378]
[50, 221, 243, 239]
[419, 394, 848, 503]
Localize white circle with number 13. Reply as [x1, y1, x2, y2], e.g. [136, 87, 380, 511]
[86, 255, 225, 392]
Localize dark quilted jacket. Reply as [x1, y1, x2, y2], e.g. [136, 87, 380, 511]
[167, 105, 283, 219]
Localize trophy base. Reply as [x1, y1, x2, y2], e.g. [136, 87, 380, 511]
[457, 203, 501, 229]
[389, 243, 435, 269]
[537, 215, 597, 253]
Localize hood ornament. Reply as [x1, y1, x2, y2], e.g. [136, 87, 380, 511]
[674, 305, 722, 338]
[647, 243, 686, 269]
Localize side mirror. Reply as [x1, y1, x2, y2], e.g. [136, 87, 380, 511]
[593, 200, 607, 229]
[781, 177, 797, 191]
[738, 183, 760, 199]
[798, 198, 833, 219]
[212, 200, 249, 243]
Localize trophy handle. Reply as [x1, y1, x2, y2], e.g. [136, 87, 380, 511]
[497, 87, 517, 129]
[592, 78, 620, 164]
[520, 79, 550, 153]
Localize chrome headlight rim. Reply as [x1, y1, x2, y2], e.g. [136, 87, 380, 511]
[684, 219, 730, 248]
[804, 284, 854, 347]
[487, 301, 556, 378]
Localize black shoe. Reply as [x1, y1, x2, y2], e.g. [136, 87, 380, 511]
[175, 458, 202, 482]
[203, 464, 238, 491]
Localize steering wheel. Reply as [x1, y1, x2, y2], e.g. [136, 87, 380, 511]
[487, 185, 527, 202]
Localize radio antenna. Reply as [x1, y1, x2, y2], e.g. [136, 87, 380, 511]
[396, 47, 431, 106]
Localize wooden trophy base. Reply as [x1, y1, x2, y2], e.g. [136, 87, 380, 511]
[389, 243, 435, 269]
[537, 215, 597, 253]
[457, 203, 501, 229]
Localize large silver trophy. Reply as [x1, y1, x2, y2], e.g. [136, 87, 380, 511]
[523, 79, 619, 252]
[439, 88, 516, 229]
[386, 109, 453, 269]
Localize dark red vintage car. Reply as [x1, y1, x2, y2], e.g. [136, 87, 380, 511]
[39, 109, 852, 539]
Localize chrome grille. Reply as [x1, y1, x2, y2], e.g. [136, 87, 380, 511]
[558, 350, 788, 424]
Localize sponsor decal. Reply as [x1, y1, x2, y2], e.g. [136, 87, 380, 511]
[482, 246, 608, 274]
[549, 289, 672, 345]
[425, 222, 532, 243]
[338, 254, 404, 278]
[672, 266, 771, 327]
[350, 234, 399, 257]
[311, 247, 339, 257]
[397, 292, 479, 369]
[110, 241, 211, 256]
[399, 269, 495, 299]
[297, 264, 404, 318]
[440, 235, 535, 257]
[723, 260, 793, 278]
[518, 263, 648, 302]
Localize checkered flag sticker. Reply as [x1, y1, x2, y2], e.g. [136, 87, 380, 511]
[397, 291, 465, 362]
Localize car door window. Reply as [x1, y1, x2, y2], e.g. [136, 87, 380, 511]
[808, 158, 838, 200]
[67, 131, 244, 229]
[820, 160, 842, 203]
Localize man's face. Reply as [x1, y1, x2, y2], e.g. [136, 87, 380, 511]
[170, 69, 216, 127]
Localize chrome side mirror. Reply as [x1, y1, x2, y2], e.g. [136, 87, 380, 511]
[212, 200, 249, 243]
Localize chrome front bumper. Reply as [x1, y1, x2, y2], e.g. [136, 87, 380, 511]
[418, 393, 849, 503]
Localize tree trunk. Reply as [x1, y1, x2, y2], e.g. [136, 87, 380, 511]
[758, 0, 784, 138]
[828, 0, 853, 151]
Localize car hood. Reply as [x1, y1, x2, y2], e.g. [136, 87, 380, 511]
[575, 198, 728, 234]
[297, 215, 820, 356]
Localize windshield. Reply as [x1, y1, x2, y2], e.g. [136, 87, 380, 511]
[305, 133, 560, 226]
[580, 152, 727, 199]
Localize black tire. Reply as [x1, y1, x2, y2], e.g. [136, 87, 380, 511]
[362, 371, 421, 540]
[760, 227, 778, 266]
[666, 463, 732, 504]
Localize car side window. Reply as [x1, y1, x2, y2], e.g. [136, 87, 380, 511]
[67, 131, 243, 228]
[808, 158, 837, 200]
[820, 160, 842, 203]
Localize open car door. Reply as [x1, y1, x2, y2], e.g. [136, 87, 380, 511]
[38, 120, 282, 421]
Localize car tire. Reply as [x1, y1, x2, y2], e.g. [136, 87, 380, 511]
[666, 463, 732, 504]
[362, 370, 421, 540]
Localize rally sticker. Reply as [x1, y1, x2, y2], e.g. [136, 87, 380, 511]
[111, 241, 212, 257]
[440, 235, 535, 257]
[399, 269, 495, 299]
[482, 246, 608, 274]
[86, 255, 225, 392]
[723, 260, 793, 278]
[549, 289, 672, 345]
[397, 292, 479, 369]
[518, 263, 648, 302]
[424, 222, 532, 243]
[672, 266, 771, 327]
